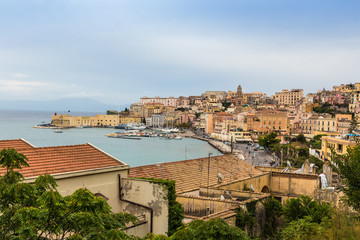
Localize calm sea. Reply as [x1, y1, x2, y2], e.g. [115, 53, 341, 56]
[0, 110, 221, 167]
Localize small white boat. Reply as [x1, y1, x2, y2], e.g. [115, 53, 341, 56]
[174, 136, 183, 140]
[54, 129, 63, 133]
[125, 123, 146, 130]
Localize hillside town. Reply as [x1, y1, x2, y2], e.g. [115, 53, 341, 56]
[52, 82, 360, 162]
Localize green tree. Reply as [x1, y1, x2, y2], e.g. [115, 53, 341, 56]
[222, 102, 231, 111]
[0, 148, 138, 239]
[309, 134, 326, 149]
[0, 148, 29, 173]
[280, 216, 324, 240]
[348, 117, 358, 134]
[170, 218, 250, 240]
[261, 197, 283, 239]
[296, 134, 306, 143]
[258, 132, 281, 150]
[332, 141, 360, 212]
[282, 195, 331, 224]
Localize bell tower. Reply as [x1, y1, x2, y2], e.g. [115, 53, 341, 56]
[236, 85, 243, 106]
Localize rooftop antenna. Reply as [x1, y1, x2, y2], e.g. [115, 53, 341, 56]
[156, 163, 164, 179]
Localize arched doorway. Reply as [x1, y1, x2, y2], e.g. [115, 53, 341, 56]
[261, 185, 270, 193]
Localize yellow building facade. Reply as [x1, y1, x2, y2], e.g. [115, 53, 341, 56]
[51, 114, 142, 127]
[320, 136, 356, 161]
[274, 89, 303, 106]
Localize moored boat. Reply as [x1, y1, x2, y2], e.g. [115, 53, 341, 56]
[54, 129, 63, 133]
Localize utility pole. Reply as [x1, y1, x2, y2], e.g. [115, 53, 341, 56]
[207, 152, 213, 197]
[229, 162, 232, 193]
[231, 135, 234, 154]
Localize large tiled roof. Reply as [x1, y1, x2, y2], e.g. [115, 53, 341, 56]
[129, 155, 263, 194]
[0, 139, 35, 150]
[0, 143, 127, 178]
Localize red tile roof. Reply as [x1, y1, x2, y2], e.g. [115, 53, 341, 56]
[0, 139, 35, 150]
[0, 143, 127, 178]
[129, 155, 263, 194]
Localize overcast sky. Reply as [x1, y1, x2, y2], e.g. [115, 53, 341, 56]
[0, 0, 359, 105]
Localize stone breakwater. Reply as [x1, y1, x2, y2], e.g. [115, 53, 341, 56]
[190, 135, 231, 154]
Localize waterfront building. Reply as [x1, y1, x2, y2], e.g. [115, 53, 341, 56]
[178, 113, 196, 125]
[130, 102, 144, 117]
[51, 114, 142, 127]
[118, 115, 143, 125]
[151, 114, 166, 128]
[204, 114, 215, 134]
[274, 89, 304, 107]
[143, 102, 165, 118]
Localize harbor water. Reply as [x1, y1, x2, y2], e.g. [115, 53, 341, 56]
[0, 110, 221, 167]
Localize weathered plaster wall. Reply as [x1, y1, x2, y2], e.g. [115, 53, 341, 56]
[178, 195, 242, 217]
[121, 178, 169, 236]
[55, 169, 128, 213]
[198, 187, 269, 200]
[271, 172, 319, 203]
[124, 221, 149, 238]
[216, 173, 271, 193]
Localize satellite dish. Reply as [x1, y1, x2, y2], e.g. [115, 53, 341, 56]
[287, 160, 291, 168]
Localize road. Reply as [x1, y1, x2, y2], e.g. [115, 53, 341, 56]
[233, 142, 277, 167]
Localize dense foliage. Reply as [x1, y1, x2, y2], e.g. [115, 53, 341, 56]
[332, 140, 360, 212]
[282, 195, 331, 224]
[348, 117, 359, 134]
[308, 134, 326, 149]
[261, 197, 283, 239]
[258, 132, 281, 150]
[313, 103, 335, 115]
[0, 148, 137, 239]
[295, 134, 306, 143]
[170, 218, 250, 240]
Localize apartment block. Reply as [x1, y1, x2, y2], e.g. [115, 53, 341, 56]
[274, 89, 303, 106]
[140, 96, 178, 107]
